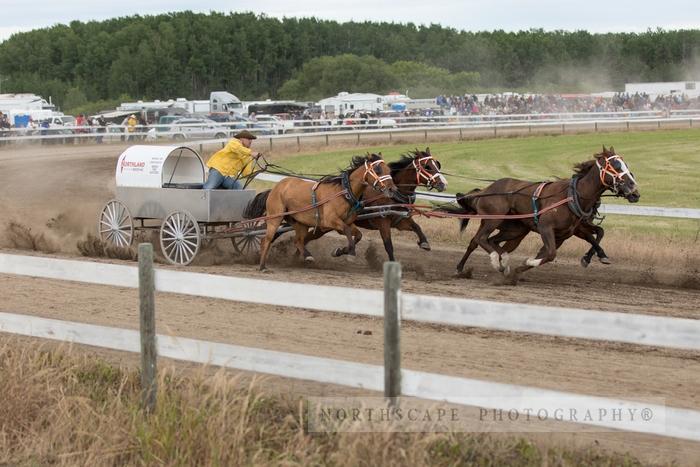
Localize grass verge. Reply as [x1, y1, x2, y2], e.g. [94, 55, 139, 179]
[0, 340, 653, 466]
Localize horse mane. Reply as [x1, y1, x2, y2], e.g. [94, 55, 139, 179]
[388, 149, 423, 176]
[320, 153, 383, 185]
[573, 159, 597, 176]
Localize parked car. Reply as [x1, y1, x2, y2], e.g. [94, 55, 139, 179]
[252, 114, 294, 134]
[151, 117, 228, 140]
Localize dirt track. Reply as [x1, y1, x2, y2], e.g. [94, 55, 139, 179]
[2, 142, 700, 464]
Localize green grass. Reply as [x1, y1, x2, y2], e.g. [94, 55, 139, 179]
[271, 128, 700, 208]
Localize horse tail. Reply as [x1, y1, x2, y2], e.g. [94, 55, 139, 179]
[243, 190, 271, 219]
[437, 189, 480, 232]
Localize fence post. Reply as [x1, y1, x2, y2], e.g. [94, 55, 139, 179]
[138, 243, 157, 414]
[493, 125, 497, 137]
[269, 138, 273, 152]
[383, 261, 401, 400]
[325, 134, 329, 146]
[356, 133, 360, 145]
[595, 121, 598, 132]
[424, 130, 428, 141]
[459, 128, 463, 140]
[296, 136, 301, 151]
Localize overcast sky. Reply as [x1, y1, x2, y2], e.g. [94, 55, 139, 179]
[2, 0, 700, 42]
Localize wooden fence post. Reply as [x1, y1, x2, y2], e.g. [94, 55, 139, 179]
[138, 243, 157, 414]
[269, 138, 273, 152]
[383, 261, 401, 400]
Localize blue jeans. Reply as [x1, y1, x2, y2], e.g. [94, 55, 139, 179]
[203, 168, 243, 190]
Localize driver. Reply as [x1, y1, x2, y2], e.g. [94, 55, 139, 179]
[203, 130, 260, 190]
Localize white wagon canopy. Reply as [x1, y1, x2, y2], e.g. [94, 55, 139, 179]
[116, 145, 205, 188]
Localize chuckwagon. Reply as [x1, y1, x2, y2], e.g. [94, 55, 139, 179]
[98, 145, 289, 265]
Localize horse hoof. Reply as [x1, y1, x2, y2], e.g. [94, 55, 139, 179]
[331, 248, 344, 257]
[580, 257, 591, 268]
[345, 254, 356, 263]
[454, 268, 473, 279]
[418, 242, 431, 251]
[304, 255, 315, 263]
[599, 257, 612, 265]
[503, 265, 511, 276]
[503, 273, 519, 286]
[260, 267, 272, 274]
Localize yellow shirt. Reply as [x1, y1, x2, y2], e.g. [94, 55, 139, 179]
[206, 138, 255, 178]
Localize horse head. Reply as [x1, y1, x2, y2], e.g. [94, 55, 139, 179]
[412, 147, 447, 192]
[389, 147, 447, 192]
[361, 153, 397, 197]
[595, 146, 640, 203]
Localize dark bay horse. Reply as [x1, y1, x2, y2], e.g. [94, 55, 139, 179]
[455, 189, 609, 275]
[303, 148, 447, 261]
[244, 153, 397, 271]
[446, 146, 639, 281]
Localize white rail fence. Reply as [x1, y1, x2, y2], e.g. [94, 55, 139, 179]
[1, 110, 699, 144]
[255, 173, 700, 220]
[2, 252, 700, 441]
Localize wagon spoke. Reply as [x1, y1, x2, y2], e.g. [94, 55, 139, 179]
[181, 241, 195, 258]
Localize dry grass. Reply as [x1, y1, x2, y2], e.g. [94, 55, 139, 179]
[76, 233, 137, 261]
[0, 340, 653, 466]
[2, 221, 58, 253]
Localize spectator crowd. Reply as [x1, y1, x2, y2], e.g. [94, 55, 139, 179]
[436, 92, 700, 116]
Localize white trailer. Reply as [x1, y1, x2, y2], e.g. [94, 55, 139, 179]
[318, 92, 384, 116]
[624, 81, 700, 99]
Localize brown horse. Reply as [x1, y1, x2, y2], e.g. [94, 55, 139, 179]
[454, 191, 609, 275]
[303, 148, 447, 261]
[244, 153, 397, 271]
[446, 146, 639, 281]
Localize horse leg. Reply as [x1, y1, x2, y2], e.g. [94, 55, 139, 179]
[488, 223, 529, 274]
[511, 226, 557, 278]
[291, 222, 314, 263]
[259, 216, 284, 272]
[377, 218, 396, 261]
[455, 236, 479, 277]
[301, 228, 329, 261]
[395, 218, 430, 251]
[473, 219, 504, 272]
[332, 225, 363, 258]
[577, 224, 609, 267]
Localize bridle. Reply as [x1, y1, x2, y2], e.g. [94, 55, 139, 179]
[412, 155, 446, 189]
[596, 154, 634, 194]
[363, 159, 394, 190]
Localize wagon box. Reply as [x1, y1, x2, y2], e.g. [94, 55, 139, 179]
[115, 145, 255, 223]
[99, 145, 277, 265]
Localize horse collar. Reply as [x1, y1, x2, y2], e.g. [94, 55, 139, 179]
[341, 171, 364, 214]
[531, 182, 548, 226]
[567, 176, 594, 219]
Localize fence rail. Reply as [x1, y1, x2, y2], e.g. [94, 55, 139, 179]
[2, 253, 700, 351]
[1, 110, 699, 144]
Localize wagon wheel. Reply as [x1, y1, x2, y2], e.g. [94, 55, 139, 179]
[98, 199, 134, 248]
[160, 210, 201, 265]
[231, 220, 264, 256]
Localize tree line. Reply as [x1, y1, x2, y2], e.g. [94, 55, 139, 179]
[0, 11, 698, 111]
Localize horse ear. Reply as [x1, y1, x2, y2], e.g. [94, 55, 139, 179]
[601, 145, 607, 154]
[425, 147, 431, 154]
[609, 145, 615, 154]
